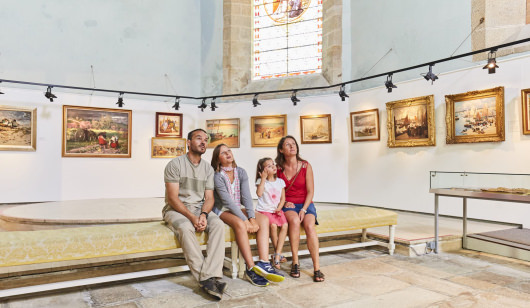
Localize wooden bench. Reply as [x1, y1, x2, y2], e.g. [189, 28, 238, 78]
[0, 206, 396, 298]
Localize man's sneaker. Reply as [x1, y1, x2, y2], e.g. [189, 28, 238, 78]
[199, 277, 223, 300]
[252, 261, 285, 282]
[215, 279, 228, 293]
[245, 268, 269, 287]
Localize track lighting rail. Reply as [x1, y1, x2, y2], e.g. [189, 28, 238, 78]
[0, 38, 529, 104]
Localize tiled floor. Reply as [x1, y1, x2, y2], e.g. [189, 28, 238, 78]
[1, 249, 529, 307]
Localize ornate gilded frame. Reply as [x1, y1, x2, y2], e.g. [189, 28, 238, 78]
[522, 88, 530, 135]
[151, 137, 186, 158]
[386, 95, 435, 148]
[250, 114, 287, 147]
[300, 114, 332, 144]
[445, 87, 505, 144]
[350, 108, 380, 142]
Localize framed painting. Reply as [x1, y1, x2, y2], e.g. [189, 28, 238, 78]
[62, 105, 132, 158]
[446, 87, 505, 144]
[206, 118, 240, 148]
[386, 95, 435, 148]
[155, 112, 183, 137]
[522, 88, 530, 135]
[300, 114, 331, 144]
[151, 137, 186, 158]
[251, 115, 287, 147]
[350, 109, 380, 142]
[0, 105, 37, 151]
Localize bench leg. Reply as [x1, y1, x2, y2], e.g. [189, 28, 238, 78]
[361, 228, 367, 242]
[238, 250, 246, 279]
[230, 241, 239, 279]
[388, 225, 396, 255]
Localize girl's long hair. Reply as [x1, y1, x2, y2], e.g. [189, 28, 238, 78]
[255, 157, 276, 183]
[275, 135, 304, 169]
[210, 143, 237, 172]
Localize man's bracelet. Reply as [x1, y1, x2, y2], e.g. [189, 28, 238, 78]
[200, 211, 209, 218]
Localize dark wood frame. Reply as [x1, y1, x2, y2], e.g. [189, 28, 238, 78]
[155, 112, 183, 138]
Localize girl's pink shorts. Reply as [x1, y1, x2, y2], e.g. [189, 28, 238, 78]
[258, 210, 287, 226]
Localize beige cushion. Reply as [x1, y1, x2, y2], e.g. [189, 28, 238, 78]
[0, 207, 396, 267]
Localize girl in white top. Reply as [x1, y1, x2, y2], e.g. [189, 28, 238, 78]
[256, 157, 288, 269]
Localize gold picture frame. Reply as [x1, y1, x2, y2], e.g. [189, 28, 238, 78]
[445, 87, 505, 144]
[522, 88, 530, 135]
[300, 114, 332, 144]
[151, 137, 186, 158]
[350, 109, 380, 142]
[62, 105, 132, 158]
[0, 105, 37, 151]
[206, 118, 240, 148]
[155, 112, 183, 137]
[386, 95, 435, 148]
[251, 114, 287, 147]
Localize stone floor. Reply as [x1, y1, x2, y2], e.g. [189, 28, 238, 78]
[1, 248, 529, 308]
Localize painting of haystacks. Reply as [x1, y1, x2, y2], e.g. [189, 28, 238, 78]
[62, 105, 131, 158]
[0, 105, 36, 151]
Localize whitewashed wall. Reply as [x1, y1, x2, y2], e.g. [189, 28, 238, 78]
[348, 54, 530, 227]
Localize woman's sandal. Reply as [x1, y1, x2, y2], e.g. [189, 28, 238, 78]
[313, 270, 325, 282]
[290, 263, 300, 278]
[272, 253, 281, 269]
[279, 255, 287, 263]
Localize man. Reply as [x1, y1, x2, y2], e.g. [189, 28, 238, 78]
[163, 128, 226, 300]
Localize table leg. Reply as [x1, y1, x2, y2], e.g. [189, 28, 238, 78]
[463, 197, 467, 248]
[435, 194, 439, 254]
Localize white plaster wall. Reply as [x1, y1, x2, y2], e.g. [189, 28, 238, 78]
[197, 95, 351, 203]
[0, 88, 200, 203]
[348, 55, 530, 227]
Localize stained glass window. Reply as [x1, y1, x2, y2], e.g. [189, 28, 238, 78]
[253, 0, 323, 80]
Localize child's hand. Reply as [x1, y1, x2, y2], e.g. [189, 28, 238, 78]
[275, 208, 282, 215]
[260, 168, 269, 179]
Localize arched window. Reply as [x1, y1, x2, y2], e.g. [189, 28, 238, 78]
[223, 0, 342, 97]
[252, 0, 323, 80]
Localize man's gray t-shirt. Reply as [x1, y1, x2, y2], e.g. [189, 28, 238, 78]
[163, 154, 215, 215]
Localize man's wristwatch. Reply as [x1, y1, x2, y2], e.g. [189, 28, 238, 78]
[301, 208, 307, 213]
[200, 211, 209, 218]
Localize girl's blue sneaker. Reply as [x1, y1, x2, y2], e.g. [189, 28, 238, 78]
[245, 268, 269, 287]
[253, 261, 285, 282]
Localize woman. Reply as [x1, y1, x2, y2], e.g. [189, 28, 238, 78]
[211, 144, 284, 286]
[275, 136, 324, 282]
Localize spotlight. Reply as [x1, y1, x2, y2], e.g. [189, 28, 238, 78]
[116, 92, 124, 107]
[291, 90, 300, 106]
[483, 49, 499, 74]
[198, 98, 207, 112]
[385, 74, 397, 93]
[339, 84, 349, 101]
[44, 86, 57, 102]
[421, 64, 438, 84]
[172, 97, 180, 110]
[210, 98, 218, 111]
[252, 94, 261, 107]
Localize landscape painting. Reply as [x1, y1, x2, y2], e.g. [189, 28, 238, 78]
[251, 115, 287, 147]
[300, 114, 331, 144]
[386, 95, 435, 147]
[206, 118, 240, 148]
[62, 105, 132, 158]
[152, 137, 186, 158]
[0, 105, 36, 151]
[350, 109, 379, 142]
[446, 87, 505, 144]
